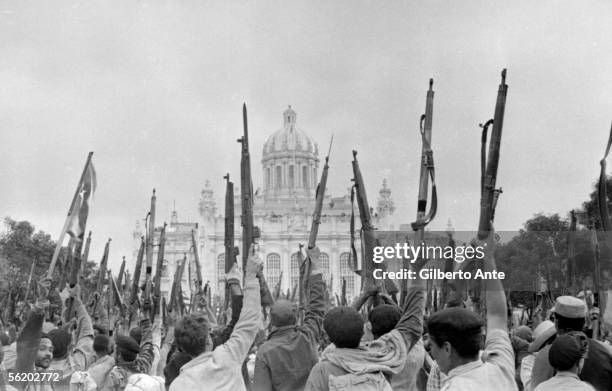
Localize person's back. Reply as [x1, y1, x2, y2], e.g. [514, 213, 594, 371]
[533, 333, 595, 391]
[305, 279, 425, 391]
[254, 248, 326, 391]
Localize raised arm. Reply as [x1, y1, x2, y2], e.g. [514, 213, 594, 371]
[394, 260, 426, 350]
[215, 245, 263, 364]
[15, 278, 51, 374]
[302, 247, 326, 344]
[134, 301, 154, 374]
[483, 230, 507, 331]
[68, 285, 94, 370]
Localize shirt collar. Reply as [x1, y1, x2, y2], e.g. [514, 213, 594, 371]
[443, 360, 483, 383]
[554, 371, 580, 380]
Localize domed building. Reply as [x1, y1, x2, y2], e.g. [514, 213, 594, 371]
[136, 106, 396, 307]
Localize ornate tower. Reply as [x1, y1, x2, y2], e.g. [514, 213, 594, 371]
[198, 180, 216, 222]
[261, 106, 319, 203]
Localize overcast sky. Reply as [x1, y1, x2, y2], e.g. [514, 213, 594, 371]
[1, 1, 611, 270]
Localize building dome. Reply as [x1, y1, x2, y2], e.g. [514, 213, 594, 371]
[263, 106, 318, 156]
[261, 106, 319, 200]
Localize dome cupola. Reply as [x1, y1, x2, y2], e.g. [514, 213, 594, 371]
[261, 106, 319, 201]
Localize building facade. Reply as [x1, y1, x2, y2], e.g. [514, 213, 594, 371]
[133, 106, 396, 305]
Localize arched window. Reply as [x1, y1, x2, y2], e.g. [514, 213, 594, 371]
[276, 166, 282, 189]
[340, 252, 355, 300]
[290, 252, 300, 291]
[303, 166, 308, 188]
[320, 252, 330, 285]
[266, 253, 281, 288]
[217, 254, 225, 281]
[266, 167, 271, 190]
[289, 165, 295, 188]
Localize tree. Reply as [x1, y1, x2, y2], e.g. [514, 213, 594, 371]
[0, 217, 98, 324]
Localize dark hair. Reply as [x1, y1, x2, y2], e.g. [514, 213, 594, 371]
[555, 314, 585, 333]
[115, 335, 140, 362]
[93, 334, 110, 356]
[0, 333, 9, 346]
[549, 334, 586, 371]
[164, 351, 193, 388]
[174, 313, 209, 357]
[427, 308, 483, 359]
[47, 329, 71, 359]
[129, 327, 142, 345]
[369, 304, 401, 338]
[323, 307, 364, 349]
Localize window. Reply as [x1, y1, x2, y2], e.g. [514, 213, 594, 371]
[290, 252, 300, 291]
[266, 253, 281, 288]
[320, 252, 330, 285]
[276, 166, 282, 189]
[289, 165, 294, 188]
[340, 252, 355, 299]
[303, 166, 308, 188]
[266, 167, 271, 190]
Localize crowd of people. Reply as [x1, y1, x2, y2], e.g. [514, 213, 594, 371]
[0, 231, 611, 391]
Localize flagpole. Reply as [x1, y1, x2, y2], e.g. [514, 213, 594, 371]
[47, 152, 94, 279]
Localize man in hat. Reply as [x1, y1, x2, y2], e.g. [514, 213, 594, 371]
[253, 247, 326, 391]
[533, 333, 594, 391]
[530, 296, 612, 391]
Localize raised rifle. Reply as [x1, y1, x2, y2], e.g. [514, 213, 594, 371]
[90, 238, 111, 318]
[351, 151, 379, 293]
[191, 228, 203, 294]
[153, 222, 167, 320]
[478, 69, 508, 239]
[237, 104, 261, 272]
[300, 137, 333, 313]
[64, 232, 91, 322]
[223, 174, 241, 310]
[143, 189, 156, 316]
[409, 79, 438, 306]
[566, 210, 577, 291]
[109, 269, 125, 318]
[169, 255, 187, 315]
[130, 236, 145, 321]
[117, 256, 126, 291]
[596, 123, 612, 325]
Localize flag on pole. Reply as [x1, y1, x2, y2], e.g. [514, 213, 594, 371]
[47, 152, 96, 279]
[67, 160, 96, 241]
